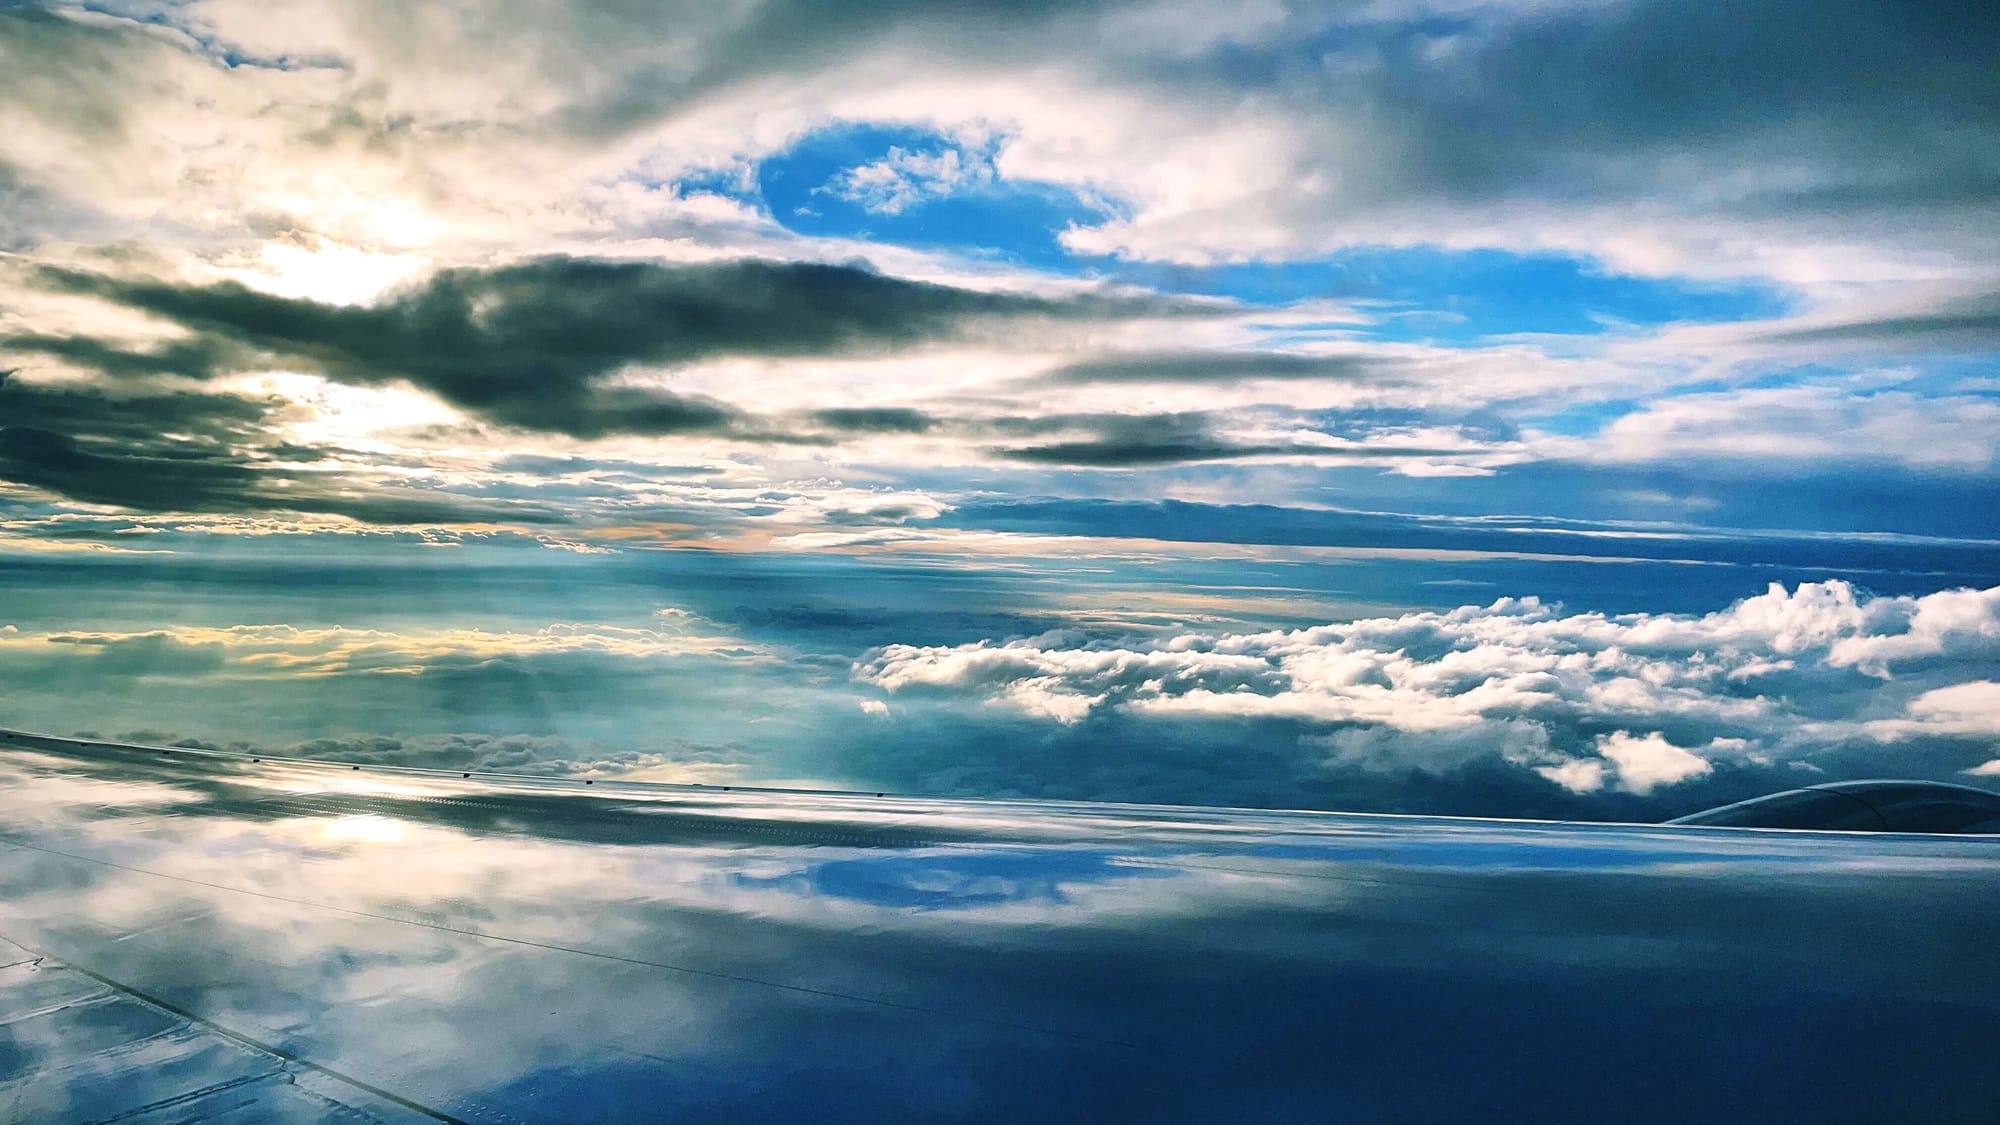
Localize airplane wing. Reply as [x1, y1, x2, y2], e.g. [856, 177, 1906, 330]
[2, 730, 1996, 1123]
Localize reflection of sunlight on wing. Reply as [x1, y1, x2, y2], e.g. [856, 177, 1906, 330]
[321, 813, 408, 845]
[0, 761, 210, 824]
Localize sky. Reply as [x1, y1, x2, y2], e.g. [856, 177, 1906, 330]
[1, 0, 1998, 820]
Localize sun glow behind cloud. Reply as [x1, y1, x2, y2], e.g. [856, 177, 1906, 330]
[218, 235, 434, 307]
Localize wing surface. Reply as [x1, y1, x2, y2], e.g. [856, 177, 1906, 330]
[2, 730, 1997, 1123]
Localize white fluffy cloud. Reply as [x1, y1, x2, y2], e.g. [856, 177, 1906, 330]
[820, 145, 992, 215]
[858, 581, 2000, 793]
[1589, 731, 1717, 795]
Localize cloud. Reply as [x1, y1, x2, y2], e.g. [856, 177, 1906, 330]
[1535, 757, 1606, 795]
[40, 256, 1167, 438]
[1047, 0, 2000, 283]
[1865, 680, 2000, 742]
[1749, 290, 2000, 353]
[8, 617, 766, 677]
[857, 580, 2000, 798]
[1536, 731, 1727, 795]
[5, 2, 1996, 507]
[986, 412, 1478, 468]
[808, 407, 939, 435]
[0, 331, 240, 380]
[820, 144, 992, 215]
[0, 611, 793, 767]
[0, 370, 569, 523]
[1592, 731, 1716, 795]
[1903, 682, 2000, 735]
[1563, 386, 2000, 472]
[992, 425, 1297, 468]
[0, 0, 1996, 825]
[17, 0, 1996, 288]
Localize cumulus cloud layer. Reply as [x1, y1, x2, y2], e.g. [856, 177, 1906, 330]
[859, 581, 2000, 795]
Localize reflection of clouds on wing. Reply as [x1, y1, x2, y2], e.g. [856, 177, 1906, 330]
[4, 737, 1999, 1121]
[859, 581, 2000, 795]
[728, 850, 1175, 912]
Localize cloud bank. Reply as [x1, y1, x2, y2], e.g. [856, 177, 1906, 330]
[859, 581, 2000, 799]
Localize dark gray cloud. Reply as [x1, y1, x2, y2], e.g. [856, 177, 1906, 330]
[808, 407, 938, 434]
[989, 413, 1466, 468]
[0, 424, 264, 510]
[1753, 291, 2000, 352]
[41, 256, 1156, 438]
[0, 371, 563, 522]
[0, 423, 562, 523]
[997, 436, 1291, 468]
[0, 370, 276, 446]
[1417, 0, 2000, 212]
[0, 331, 240, 380]
[1130, 0, 2000, 267]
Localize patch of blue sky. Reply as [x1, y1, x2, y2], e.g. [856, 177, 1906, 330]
[1103, 249, 1791, 343]
[929, 495, 2000, 581]
[731, 122, 1791, 344]
[1856, 353, 2000, 398]
[751, 123, 1105, 270]
[1525, 398, 1646, 438]
[1723, 362, 1852, 392]
[1644, 360, 1993, 403]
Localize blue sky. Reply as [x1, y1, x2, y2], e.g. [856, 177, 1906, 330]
[747, 121, 1793, 341]
[2, 0, 1998, 817]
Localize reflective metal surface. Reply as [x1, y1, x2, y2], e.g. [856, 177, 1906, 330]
[1670, 779, 2000, 833]
[2, 731, 1997, 1123]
